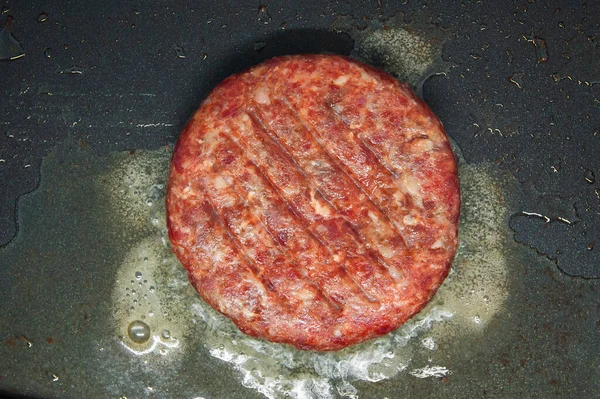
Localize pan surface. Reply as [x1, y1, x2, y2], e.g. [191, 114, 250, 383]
[0, 1, 598, 398]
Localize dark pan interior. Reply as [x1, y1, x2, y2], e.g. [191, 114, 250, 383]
[0, 1, 598, 398]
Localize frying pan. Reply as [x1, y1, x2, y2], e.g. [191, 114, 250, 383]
[1, 0, 599, 398]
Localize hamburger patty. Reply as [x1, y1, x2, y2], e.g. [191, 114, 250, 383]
[166, 54, 460, 351]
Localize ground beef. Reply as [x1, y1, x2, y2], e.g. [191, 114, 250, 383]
[166, 54, 460, 351]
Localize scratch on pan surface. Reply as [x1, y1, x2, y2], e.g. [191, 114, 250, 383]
[136, 122, 175, 128]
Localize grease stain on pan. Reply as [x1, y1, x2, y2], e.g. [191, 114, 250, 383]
[355, 27, 442, 88]
[0, 141, 517, 398]
[101, 150, 169, 230]
[104, 149, 513, 399]
[333, 12, 447, 93]
[101, 149, 191, 360]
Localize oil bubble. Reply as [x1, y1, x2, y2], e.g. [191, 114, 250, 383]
[421, 337, 436, 350]
[584, 168, 595, 184]
[526, 35, 549, 63]
[257, 5, 272, 25]
[127, 320, 151, 344]
[59, 66, 83, 75]
[135, 271, 142, 280]
[172, 43, 186, 59]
